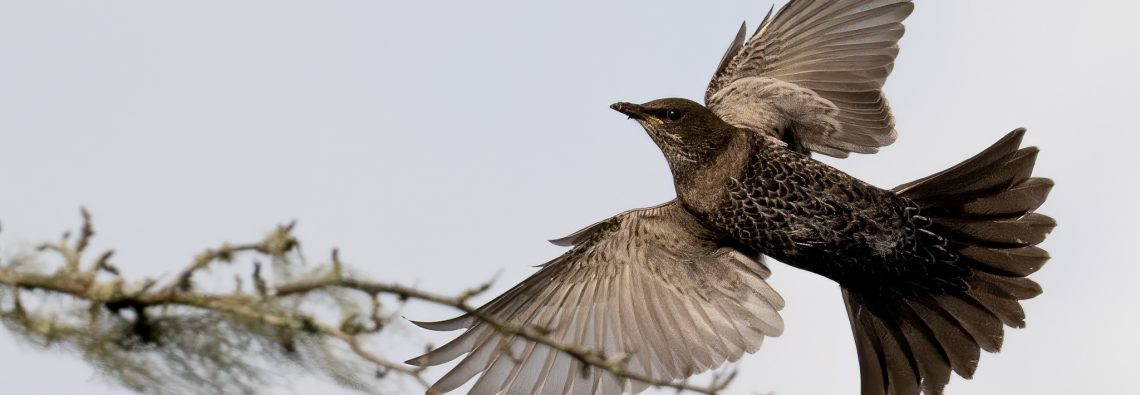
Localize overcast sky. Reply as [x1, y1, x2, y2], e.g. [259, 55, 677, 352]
[2, 1, 1138, 394]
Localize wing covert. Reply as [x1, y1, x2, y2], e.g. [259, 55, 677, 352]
[706, 0, 914, 158]
[406, 201, 785, 394]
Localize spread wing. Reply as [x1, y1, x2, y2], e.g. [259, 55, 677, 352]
[406, 201, 785, 394]
[705, 0, 914, 158]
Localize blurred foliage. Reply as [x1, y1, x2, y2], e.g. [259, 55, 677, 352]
[0, 211, 419, 394]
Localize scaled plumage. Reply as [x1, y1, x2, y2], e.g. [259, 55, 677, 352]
[407, 1, 1054, 394]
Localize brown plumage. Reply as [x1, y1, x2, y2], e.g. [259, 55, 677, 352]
[407, 1, 1054, 394]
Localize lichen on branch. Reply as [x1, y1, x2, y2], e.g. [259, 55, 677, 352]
[0, 209, 736, 395]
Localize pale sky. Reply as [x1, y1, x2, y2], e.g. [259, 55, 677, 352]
[1, 1, 1137, 394]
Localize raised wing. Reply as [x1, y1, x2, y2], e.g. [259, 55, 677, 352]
[706, 0, 914, 158]
[406, 202, 785, 394]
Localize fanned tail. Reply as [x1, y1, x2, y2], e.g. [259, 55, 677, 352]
[843, 128, 1055, 395]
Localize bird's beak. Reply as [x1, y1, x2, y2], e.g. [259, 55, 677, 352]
[611, 102, 651, 121]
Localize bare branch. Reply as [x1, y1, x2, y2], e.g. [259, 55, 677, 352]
[0, 211, 736, 395]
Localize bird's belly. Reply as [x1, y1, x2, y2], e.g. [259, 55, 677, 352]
[706, 189, 912, 288]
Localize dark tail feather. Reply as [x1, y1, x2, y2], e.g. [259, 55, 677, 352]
[844, 128, 1056, 395]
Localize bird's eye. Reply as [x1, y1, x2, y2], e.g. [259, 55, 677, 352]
[665, 109, 683, 122]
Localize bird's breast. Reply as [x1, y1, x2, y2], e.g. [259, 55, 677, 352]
[675, 131, 753, 216]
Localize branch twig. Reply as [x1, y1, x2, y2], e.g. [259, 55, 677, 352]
[0, 211, 735, 394]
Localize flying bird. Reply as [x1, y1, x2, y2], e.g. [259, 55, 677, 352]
[407, 1, 1055, 394]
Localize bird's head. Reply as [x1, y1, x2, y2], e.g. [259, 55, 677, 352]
[611, 98, 736, 168]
